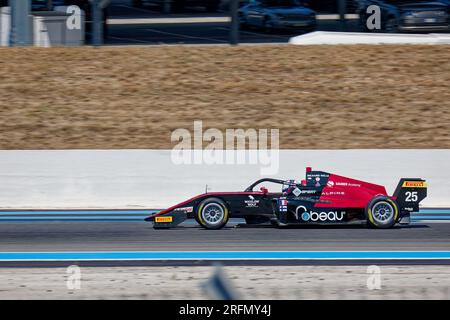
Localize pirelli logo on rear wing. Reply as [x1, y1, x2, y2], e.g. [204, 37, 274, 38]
[402, 181, 428, 188]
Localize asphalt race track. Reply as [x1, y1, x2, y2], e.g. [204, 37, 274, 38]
[0, 219, 449, 252]
[0, 208, 449, 266]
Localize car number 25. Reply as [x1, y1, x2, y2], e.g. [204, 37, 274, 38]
[405, 191, 418, 202]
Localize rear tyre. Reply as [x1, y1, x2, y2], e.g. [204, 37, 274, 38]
[197, 198, 229, 230]
[366, 196, 399, 229]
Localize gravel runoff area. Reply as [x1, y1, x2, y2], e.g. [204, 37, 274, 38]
[0, 265, 449, 300]
[0, 45, 449, 149]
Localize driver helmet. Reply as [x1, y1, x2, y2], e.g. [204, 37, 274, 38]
[282, 180, 297, 194]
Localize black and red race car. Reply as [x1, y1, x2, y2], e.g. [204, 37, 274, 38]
[145, 167, 427, 229]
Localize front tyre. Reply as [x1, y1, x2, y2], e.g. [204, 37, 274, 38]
[366, 196, 399, 229]
[197, 198, 229, 230]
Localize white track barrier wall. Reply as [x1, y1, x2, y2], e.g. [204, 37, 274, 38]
[289, 31, 450, 45]
[0, 150, 448, 209]
[0, 7, 11, 46]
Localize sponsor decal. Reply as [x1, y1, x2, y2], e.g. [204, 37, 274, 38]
[245, 195, 260, 207]
[174, 206, 194, 213]
[315, 177, 321, 187]
[278, 197, 288, 212]
[155, 216, 173, 223]
[299, 190, 317, 195]
[322, 191, 345, 196]
[308, 173, 329, 178]
[402, 181, 427, 188]
[296, 206, 345, 222]
[301, 211, 310, 221]
[330, 181, 361, 187]
[292, 188, 302, 197]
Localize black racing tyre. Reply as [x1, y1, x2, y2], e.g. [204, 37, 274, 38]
[196, 198, 229, 230]
[366, 196, 399, 229]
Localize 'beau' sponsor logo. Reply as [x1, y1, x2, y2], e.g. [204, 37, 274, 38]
[295, 206, 345, 222]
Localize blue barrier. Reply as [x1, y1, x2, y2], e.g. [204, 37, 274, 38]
[0, 250, 450, 261]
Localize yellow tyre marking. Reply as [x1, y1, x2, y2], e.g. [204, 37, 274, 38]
[368, 199, 399, 226]
[197, 203, 205, 226]
[223, 206, 228, 222]
[388, 199, 399, 221]
[368, 207, 375, 225]
[197, 201, 227, 227]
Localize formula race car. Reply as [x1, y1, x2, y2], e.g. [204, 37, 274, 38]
[145, 167, 427, 229]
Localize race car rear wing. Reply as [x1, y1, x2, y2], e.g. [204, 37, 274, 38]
[393, 178, 427, 213]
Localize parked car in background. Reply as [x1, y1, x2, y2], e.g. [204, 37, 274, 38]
[357, 0, 450, 32]
[306, 0, 359, 13]
[227, 0, 359, 13]
[132, 0, 221, 12]
[238, 0, 316, 32]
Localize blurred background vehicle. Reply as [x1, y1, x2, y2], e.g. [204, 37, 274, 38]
[238, 0, 316, 32]
[132, 0, 222, 12]
[224, 0, 359, 13]
[306, 0, 358, 13]
[357, 0, 450, 32]
[1, 0, 449, 46]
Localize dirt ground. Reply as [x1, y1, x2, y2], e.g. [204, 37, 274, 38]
[1, 265, 449, 300]
[0, 45, 449, 149]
